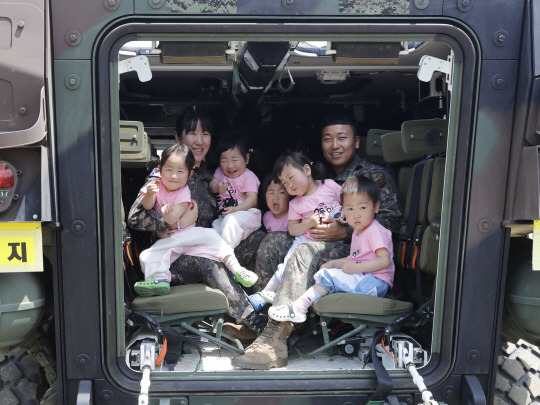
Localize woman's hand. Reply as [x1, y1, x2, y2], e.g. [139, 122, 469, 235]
[308, 217, 347, 242]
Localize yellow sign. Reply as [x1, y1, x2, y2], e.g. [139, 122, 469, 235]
[0, 223, 43, 272]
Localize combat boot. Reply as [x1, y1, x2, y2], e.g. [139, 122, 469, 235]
[231, 320, 294, 370]
[222, 323, 258, 341]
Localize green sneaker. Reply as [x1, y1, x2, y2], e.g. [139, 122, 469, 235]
[234, 269, 258, 288]
[134, 278, 170, 297]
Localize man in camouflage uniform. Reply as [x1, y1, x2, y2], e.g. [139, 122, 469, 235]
[232, 114, 403, 369]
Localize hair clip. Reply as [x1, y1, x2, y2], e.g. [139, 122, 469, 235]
[249, 148, 254, 153]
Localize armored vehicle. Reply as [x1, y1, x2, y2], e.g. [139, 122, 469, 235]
[1, 0, 540, 404]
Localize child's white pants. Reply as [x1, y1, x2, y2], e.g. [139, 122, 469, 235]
[212, 208, 261, 248]
[139, 227, 234, 282]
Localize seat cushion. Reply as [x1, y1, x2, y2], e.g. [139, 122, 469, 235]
[131, 284, 228, 315]
[312, 293, 413, 316]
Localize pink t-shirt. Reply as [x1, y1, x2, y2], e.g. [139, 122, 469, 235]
[263, 210, 289, 232]
[214, 167, 260, 211]
[288, 179, 342, 240]
[154, 183, 192, 233]
[348, 219, 394, 287]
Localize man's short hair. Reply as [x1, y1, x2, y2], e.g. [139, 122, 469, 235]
[321, 113, 357, 137]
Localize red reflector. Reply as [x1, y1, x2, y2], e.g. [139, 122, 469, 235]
[0, 163, 14, 188]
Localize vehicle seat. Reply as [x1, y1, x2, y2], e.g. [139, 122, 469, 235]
[307, 119, 447, 355]
[119, 120, 153, 167]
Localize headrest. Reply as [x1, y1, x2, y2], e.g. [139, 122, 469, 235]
[366, 129, 394, 158]
[381, 131, 426, 163]
[401, 118, 447, 155]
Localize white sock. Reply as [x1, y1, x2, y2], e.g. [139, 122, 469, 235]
[294, 286, 322, 315]
[262, 276, 280, 293]
[224, 255, 243, 275]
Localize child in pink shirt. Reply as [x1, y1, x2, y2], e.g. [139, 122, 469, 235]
[210, 138, 262, 255]
[261, 176, 290, 233]
[268, 174, 394, 323]
[134, 143, 258, 297]
[249, 151, 343, 311]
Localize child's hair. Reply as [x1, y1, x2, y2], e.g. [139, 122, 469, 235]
[272, 151, 326, 184]
[175, 105, 214, 138]
[147, 143, 195, 173]
[340, 174, 380, 204]
[216, 135, 249, 160]
[259, 174, 291, 211]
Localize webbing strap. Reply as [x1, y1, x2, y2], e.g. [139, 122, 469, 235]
[400, 160, 425, 267]
[412, 158, 436, 270]
[370, 330, 393, 401]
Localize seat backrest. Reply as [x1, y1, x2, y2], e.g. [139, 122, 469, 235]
[120, 120, 153, 167]
[396, 119, 447, 276]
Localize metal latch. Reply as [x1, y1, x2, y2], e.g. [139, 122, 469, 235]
[119, 56, 152, 82]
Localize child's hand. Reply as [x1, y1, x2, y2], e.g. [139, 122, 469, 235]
[161, 203, 174, 215]
[217, 182, 229, 194]
[146, 180, 160, 196]
[320, 260, 338, 270]
[222, 206, 236, 216]
[341, 259, 358, 274]
[307, 212, 320, 228]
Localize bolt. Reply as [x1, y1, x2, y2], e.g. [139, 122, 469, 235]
[109, 0, 115, 5]
[462, 0, 469, 5]
[496, 78, 503, 86]
[498, 34, 506, 43]
[33, 214, 38, 220]
[19, 107, 27, 115]
[69, 34, 77, 42]
[69, 78, 76, 86]
[17, 21, 25, 28]
[153, 0, 160, 3]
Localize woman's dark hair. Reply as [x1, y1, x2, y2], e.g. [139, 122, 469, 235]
[175, 105, 214, 139]
[147, 143, 195, 173]
[320, 113, 357, 137]
[216, 136, 248, 160]
[272, 151, 326, 183]
[340, 174, 380, 204]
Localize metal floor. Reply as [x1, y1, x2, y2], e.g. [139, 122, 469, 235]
[152, 332, 368, 373]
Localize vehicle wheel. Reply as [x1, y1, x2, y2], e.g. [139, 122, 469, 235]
[0, 347, 49, 405]
[495, 339, 540, 404]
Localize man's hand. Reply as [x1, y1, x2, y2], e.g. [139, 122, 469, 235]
[309, 216, 347, 242]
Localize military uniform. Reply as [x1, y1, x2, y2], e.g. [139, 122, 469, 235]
[127, 163, 265, 322]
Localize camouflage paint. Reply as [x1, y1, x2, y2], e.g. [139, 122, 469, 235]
[340, 0, 410, 15]
[166, 0, 236, 14]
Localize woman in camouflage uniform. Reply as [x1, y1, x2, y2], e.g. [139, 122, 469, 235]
[232, 114, 403, 369]
[127, 107, 267, 333]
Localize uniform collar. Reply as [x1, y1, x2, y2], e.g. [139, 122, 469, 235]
[335, 154, 363, 182]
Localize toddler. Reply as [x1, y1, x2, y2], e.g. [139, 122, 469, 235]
[268, 174, 394, 322]
[261, 175, 290, 233]
[249, 151, 343, 311]
[210, 137, 262, 252]
[134, 143, 258, 297]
